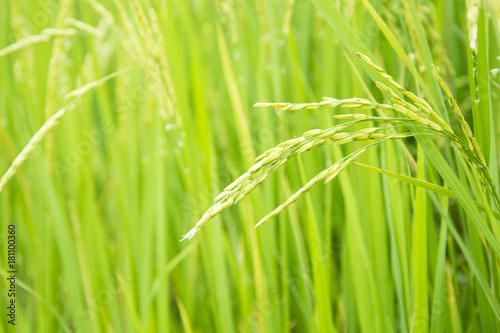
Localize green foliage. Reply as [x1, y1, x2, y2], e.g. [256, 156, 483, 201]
[1, 0, 500, 332]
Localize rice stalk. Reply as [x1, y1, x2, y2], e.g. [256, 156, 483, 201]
[432, 65, 500, 206]
[466, 0, 482, 130]
[356, 53, 453, 132]
[185, 52, 500, 241]
[110, 0, 172, 123]
[64, 66, 135, 99]
[65, 17, 104, 37]
[0, 98, 81, 193]
[85, 0, 115, 24]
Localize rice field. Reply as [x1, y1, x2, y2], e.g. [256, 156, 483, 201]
[1, 0, 500, 331]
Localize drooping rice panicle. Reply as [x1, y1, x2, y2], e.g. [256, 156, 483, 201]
[181, 128, 409, 241]
[356, 52, 454, 134]
[40, 0, 76, 168]
[0, 68, 132, 193]
[432, 65, 500, 206]
[254, 148, 368, 228]
[431, 66, 481, 154]
[466, 0, 480, 55]
[44, 0, 73, 121]
[420, 4, 455, 76]
[0, 29, 77, 59]
[85, 0, 115, 24]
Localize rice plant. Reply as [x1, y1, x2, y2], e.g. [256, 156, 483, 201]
[184, 53, 499, 242]
[1, 0, 500, 332]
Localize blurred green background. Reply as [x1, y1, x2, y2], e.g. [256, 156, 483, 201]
[1, 0, 500, 332]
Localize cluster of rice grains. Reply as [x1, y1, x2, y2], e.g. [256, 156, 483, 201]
[181, 123, 410, 241]
[181, 53, 497, 241]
